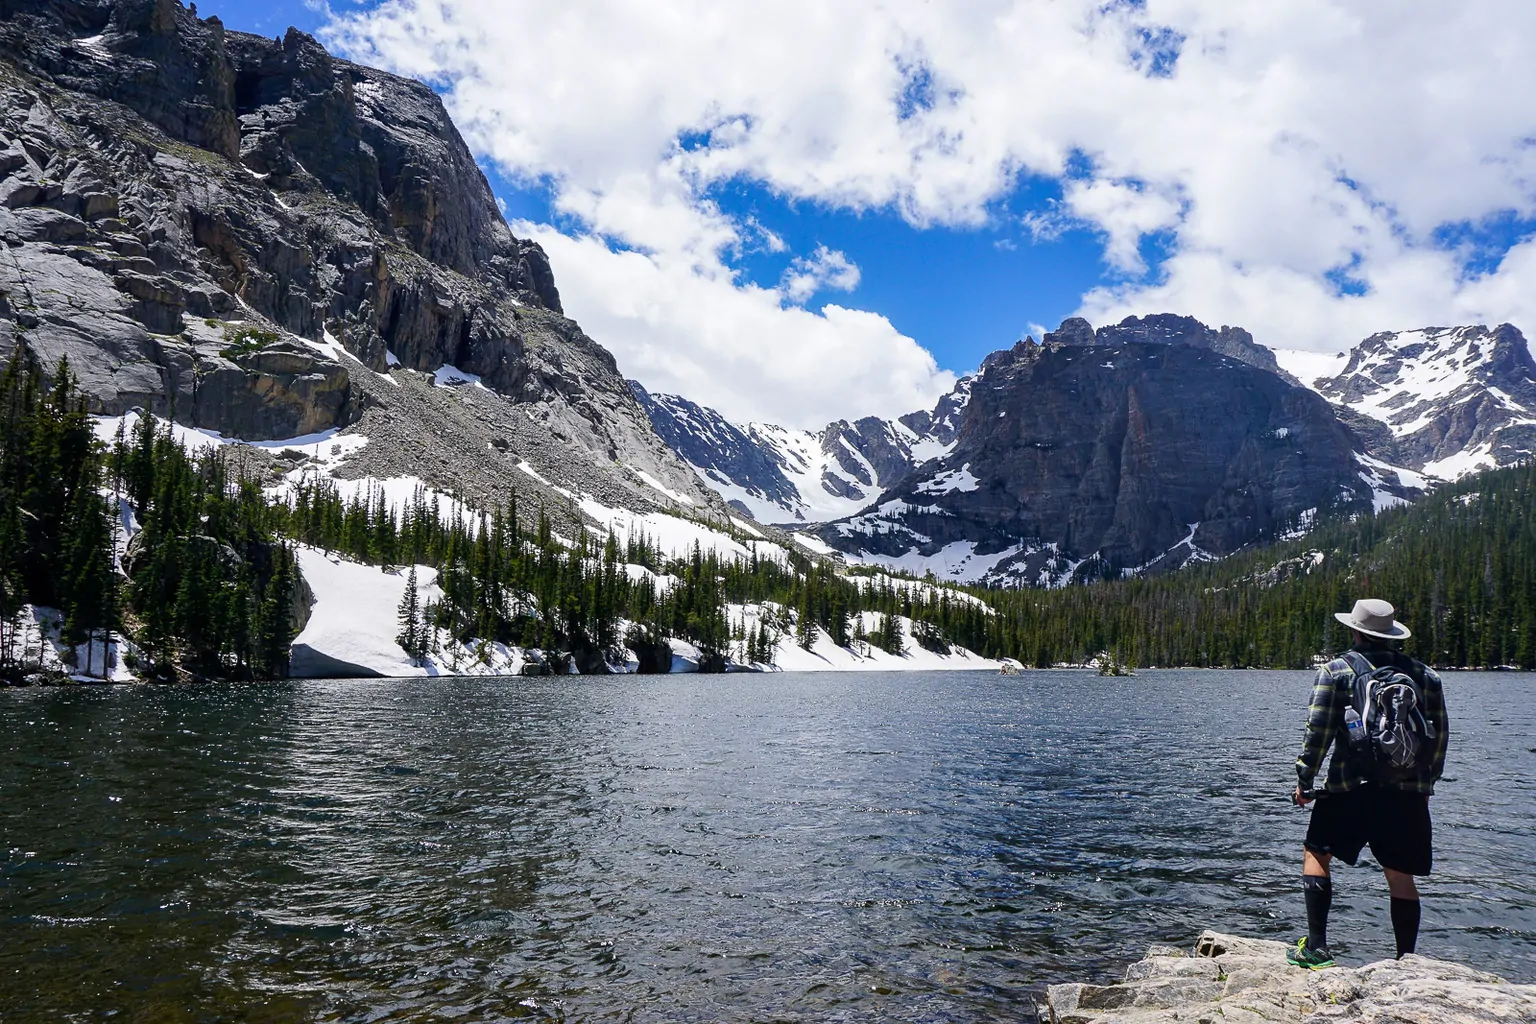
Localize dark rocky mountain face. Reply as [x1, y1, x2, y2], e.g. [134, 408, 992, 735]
[632, 310, 1469, 586]
[1046, 312, 1299, 384]
[1311, 324, 1536, 478]
[813, 339, 1379, 585]
[0, 0, 714, 516]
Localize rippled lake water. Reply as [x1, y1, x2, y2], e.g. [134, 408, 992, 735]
[2, 670, 1533, 1022]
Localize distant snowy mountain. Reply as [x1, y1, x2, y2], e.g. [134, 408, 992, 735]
[639, 313, 1535, 590]
[640, 314, 1469, 587]
[808, 332, 1389, 587]
[629, 379, 972, 524]
[1279, 324, 1536, 480]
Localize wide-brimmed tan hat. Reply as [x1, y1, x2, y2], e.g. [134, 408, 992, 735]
[1334, 598, 1411, 641]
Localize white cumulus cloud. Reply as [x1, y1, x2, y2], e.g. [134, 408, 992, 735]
[780, 246, 862, 304]
[519, 224, 951, 429]
[322, 0, 1536, 413]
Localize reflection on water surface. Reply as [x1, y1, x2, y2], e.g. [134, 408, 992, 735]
[3, 670, 1532, 1022]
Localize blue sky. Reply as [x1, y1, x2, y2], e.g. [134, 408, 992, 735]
[488, 167, 1115, 371]
[199, 0, 1113, 376]
[194, 1, 1536, 427]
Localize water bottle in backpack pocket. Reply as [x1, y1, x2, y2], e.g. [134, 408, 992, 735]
[1341, 652, 1436, 784]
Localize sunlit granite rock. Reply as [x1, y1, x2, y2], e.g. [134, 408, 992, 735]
[1045, 931, 1536, 1024]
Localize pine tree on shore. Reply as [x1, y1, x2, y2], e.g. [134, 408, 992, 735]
[397, 564, 425, 665]
[60, 492, 119, 678]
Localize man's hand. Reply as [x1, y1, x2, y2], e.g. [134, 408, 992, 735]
[1293, 785, 1314, 807]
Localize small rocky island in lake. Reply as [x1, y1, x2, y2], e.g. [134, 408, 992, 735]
[1045, 931, 1536, 1024]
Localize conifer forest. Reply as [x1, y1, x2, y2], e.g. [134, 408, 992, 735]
[1, 351, 1533, 682]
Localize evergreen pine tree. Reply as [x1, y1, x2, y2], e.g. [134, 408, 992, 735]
[397, 564, 424, 665]
[795, 597, 815, 651]
[60, 493, 118, 678]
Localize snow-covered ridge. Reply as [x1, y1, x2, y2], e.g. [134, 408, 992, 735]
[1326, 327, 1513, 437]
[1287, 324, 1536, 480]
[630, 377, 971, 526]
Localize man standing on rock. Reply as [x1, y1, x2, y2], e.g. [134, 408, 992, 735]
[1288, 598, 1449, 970]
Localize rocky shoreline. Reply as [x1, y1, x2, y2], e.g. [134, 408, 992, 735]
[1045, 931, 1536, 1023]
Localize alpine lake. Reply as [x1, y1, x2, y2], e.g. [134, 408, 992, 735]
[3, 669, 1533, 1023]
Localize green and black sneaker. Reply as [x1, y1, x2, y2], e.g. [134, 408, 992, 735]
[1286, 937, 1336, 970]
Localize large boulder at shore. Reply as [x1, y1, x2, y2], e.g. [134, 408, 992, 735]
[1045, 930, 1536, 1024]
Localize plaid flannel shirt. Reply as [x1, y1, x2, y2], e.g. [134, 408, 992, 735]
[1295, 645, 1449, 795]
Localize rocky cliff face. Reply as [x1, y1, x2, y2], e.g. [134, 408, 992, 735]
[814, 337, 1383, 585]
[630, 379, 971, 524]
[633, 313, 1317, 536]
[1309, 324, 1536, 479]
[0, 0, 715, 517]
[636, 311, 1469, 586]
[629, 382, 806, 516]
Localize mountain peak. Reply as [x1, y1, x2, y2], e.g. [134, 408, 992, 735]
[1036, 313, 1298, 383]
[1313, 323, 1536, 479]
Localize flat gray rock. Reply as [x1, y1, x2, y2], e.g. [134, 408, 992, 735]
[1045, 930, 1536, 1024]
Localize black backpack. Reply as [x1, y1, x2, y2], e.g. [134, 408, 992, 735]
[1340, 651, 1437, 784]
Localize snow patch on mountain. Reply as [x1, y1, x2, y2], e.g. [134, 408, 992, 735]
[1308, 324, 1536, 479]
[577, 496, 791, 564]
[630, 467, 696, 506]
[1357, 454, 1427, 512]
[94, 412, 371, 471]
[1273, 348, 1348, 388]
[432, 364, 489, 390]
[629, 378, 969, 525]
[1421, 444, 1498, 482]
[791, 533, 836, 556]
[291, 549, 447, 677]
[772, 615, 994, 671]
[290, 549, 559, 678]
[840, 539, 1026, 584]
[831, 498, 950, 547]
[915, 464, 979, 495]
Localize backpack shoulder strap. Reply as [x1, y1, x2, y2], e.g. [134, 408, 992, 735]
[1338, 651, 1374, 711]
[1340, 650, 1373, 678]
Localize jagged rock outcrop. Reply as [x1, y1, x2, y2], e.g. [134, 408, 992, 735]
[897, 375, 970, 447]
[1045, 930, 1536, 1024]
[630, 378, 971, 523]
[1312, 324, 1536, 479]
[1049, 313, 1300, 384]
[630, 381, 805, 515]
[817, 416, 923, 499]
[814, 337, 1380, 585]
[0, 0, 715, 513]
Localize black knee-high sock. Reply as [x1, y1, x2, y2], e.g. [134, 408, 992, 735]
[1391, 897, 1420, 957]
[1304, 875, 1332, 950]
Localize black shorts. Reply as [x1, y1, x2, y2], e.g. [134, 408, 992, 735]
[1304, 786, 1433, 876]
